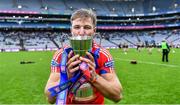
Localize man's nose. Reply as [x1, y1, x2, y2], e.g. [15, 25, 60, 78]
[78, 28, 86, 36]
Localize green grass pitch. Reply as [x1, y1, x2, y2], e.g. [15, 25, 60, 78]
[0, 48, 180, 104]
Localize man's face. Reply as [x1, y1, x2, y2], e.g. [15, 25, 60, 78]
[71, 17, 95, 36]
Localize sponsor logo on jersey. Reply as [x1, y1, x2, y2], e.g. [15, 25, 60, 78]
[104, 60, 114, 68]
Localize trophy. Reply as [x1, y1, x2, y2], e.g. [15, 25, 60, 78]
[69, 35, 94, 99]
[69, 36, 93, 56]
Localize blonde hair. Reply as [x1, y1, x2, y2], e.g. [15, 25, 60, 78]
[70, 8, 97, 27]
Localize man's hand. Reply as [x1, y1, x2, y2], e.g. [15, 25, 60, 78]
[79, 52, 97, 83]
[80, 52, 96, 71]
[67, 51, 81, 78]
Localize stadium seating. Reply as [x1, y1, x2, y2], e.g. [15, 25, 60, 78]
[0, 0, 179, 16]
[1, 30, 179, 51]
[0, 0, 179, 52]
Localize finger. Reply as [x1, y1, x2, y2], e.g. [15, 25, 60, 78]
[86, 52, 94, 62]
[87, 63, 95, 71]
[89, 59, 96, 67]
[68, 50, 73, 59]
[80, 57, 95, 67]
[79, 57, 90, 63]
[67, 60, 81, 70]
[67, 54, 80, 65]
[69, 66, 80, 73]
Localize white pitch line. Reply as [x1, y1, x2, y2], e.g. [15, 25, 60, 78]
[114, 58, 179, 68]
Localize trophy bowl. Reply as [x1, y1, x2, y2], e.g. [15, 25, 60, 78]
[69, 36, 92, 56]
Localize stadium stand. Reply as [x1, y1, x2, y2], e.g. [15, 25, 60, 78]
[0, 0, 179, 52]
[0, 29, 179, 52]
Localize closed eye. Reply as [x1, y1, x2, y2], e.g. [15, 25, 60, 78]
[84, 25, 92, 30]
[73, 25, 80, 29]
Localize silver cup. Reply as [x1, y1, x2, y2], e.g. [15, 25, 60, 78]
[69, 36, 92, 56]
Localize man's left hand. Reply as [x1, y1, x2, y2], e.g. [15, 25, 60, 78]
[79, 52, 97, 82]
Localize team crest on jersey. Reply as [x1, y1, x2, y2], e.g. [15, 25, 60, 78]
[51, 60, 60, 67]
[104, 60, 114, 68]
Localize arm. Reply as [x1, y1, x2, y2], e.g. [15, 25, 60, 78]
[44, 72, 60, 104]
[79, 52, 123, 103]
[91, 71, 123, 102]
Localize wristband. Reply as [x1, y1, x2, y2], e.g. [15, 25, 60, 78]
[90, 73, 98, 83]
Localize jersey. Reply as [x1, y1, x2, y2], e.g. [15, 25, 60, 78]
[50, 41, 114, 104]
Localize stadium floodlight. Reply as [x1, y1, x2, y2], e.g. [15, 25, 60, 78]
[44, 6, 48, 10]
[174, 3, 178, 8]
[18, 5, 22, 9]
[131, 8, 135, 13]
[70, 6, 73, 10]
[152, 6, 156, 12]
[112, 8, 115, 11]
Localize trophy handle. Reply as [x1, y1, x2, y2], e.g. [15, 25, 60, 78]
[60, 34, 70, 48]
[93, 32, 102, 46]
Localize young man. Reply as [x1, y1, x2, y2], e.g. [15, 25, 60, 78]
[45, 8, 123, 104]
